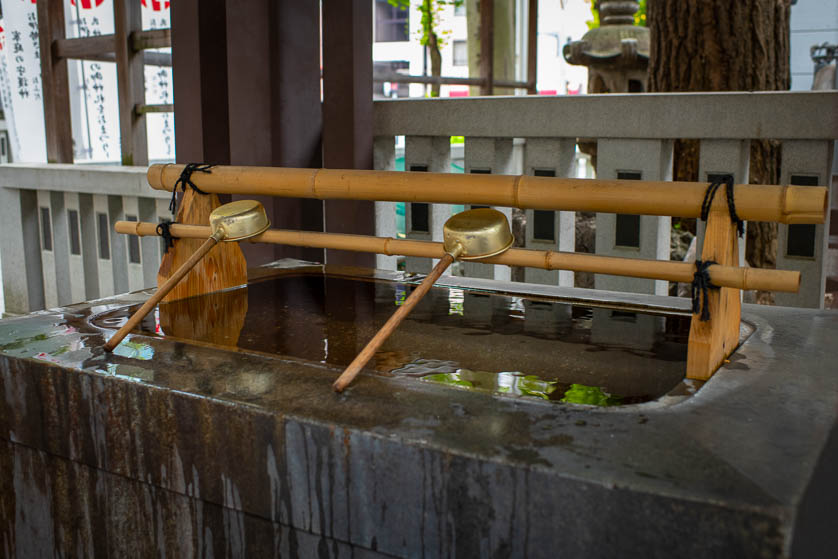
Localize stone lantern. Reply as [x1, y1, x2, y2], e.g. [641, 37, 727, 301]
[562, 0, 649, 93]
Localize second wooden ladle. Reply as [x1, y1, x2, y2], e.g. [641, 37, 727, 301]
[104, 200, 270, 352]
[333, 208, 514, 392]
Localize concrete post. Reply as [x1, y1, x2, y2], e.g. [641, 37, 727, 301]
[404, 136, 451, 274]
[373, 136, 398, 271]
[37, 190, 58, 309]
[121, 196, 146, 293]
[91, 194, 115, 298]
[462, 137, 513, 281]
[0, 188, 44, 314]
[696, 139, 750, 265]
[522, 138, 576, 287]
[595, 139, 673, 295]
[775, 140, 834, 308]
[63, 192, 86, 305]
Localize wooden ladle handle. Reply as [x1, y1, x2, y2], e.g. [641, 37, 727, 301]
[103, 236, 219, 352]
[333, 252, 455, 392]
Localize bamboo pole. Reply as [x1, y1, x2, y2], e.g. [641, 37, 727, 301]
[146, 164, 827, 224]
[115, 221, 801, 293]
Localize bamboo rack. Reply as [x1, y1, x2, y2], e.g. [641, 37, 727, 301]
[115, 221, 800, 293]
[147, 164, 828, 224]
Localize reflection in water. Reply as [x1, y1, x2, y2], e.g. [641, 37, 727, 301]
[159, 287, 249, 346]
[112, 340, 155, 360]
[90, 273, 693, 405]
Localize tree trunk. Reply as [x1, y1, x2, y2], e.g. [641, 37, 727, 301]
[648, 0, 791, 303]
[466, 0, 516, 96]
[428, 32, 442, 97]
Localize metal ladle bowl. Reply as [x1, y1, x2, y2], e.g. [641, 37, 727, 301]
[104, 200, 270, 352]
[333, 208, 514, 392]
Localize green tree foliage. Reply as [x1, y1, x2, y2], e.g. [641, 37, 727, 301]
[585, 0, 646, 29]
[388, 0, 465, 96]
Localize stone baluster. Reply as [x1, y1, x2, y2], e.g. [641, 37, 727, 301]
[462, 137, 514, 281]
[404, 136, 452, 274]
[522, 138, 576, 287]
[594, 138, 673, 296]
[696, 140, 750, 265]
[0, 188, 45, 313]
[63, 192, 87, 305]
[373, 136, 399, 271]
[775, 140, 834, 308]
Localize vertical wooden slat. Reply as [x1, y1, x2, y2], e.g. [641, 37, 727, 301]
[37, 0, 73, 163]
[526, 0, 538, 94]
[479, 0, 494, 95]
[114, 0, 148, 166]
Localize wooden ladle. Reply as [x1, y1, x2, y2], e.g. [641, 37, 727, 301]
[104, 200, 270, 352]
[333, 208, 514, 392]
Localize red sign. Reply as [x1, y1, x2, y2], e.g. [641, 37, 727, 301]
[142, 0, 170, 10]
[70, 0, 106, 8]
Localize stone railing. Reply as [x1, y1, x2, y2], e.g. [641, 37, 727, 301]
[372, 91, 837, 308]
[0, 91, 835, 315]
[0, 164, 171, 315]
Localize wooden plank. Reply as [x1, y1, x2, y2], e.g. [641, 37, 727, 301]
[527, 0, 538, 94]
[686, 199, 742, 381]
[53, 35, 116, 59]
[114, 0, 148, 166]
[479, 0, 494, 95]
[322, 0, 375, 267]
[131, 28, 171, 51]
[37, 0, 73, 163]
[135, 103, 174, 115]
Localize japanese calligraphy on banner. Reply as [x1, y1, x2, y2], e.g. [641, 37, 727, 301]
[66, 0, 119, 162]
[141, 0, 173, 161]
[0, 0, 175, 163]
[0, 0, 47, 162]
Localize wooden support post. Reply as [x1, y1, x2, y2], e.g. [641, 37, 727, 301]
[114, 0, 148, 166]
[480, 0, 494, 96]
[37, 0, 73, 163]
[526, 0, 538, 95]
[322, 0, 375, 267]
[686, 198, 742, 381]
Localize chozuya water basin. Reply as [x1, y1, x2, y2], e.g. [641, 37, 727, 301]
[88, 261, 721, 406]
[2, 260, 836, 558]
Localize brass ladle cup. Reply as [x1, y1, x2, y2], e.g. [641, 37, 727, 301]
[104, 200, 270, 352]
[333, 208, 514, 392]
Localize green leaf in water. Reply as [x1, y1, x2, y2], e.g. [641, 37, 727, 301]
[561, 383, 622, 407]
[517, 375, 558, 400]
[422, 372, 474, 389]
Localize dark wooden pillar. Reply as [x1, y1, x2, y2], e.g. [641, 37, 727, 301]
[225, 0, 324, 264]
[171, 0, 230, 165]
[322, 0, 375, 267]
[37, 0, 73, 163]
[114, 0, 148, 166]
[527, 0, 538, 95]
[479, 0, 495, 96]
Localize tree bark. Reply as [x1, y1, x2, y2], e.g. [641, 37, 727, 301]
[648, 0, 791, 303]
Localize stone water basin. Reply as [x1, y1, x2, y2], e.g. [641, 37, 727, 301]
[89, 262, 706, 406]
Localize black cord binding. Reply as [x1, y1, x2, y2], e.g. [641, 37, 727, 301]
[169, 163, 214, 214]
[700, 174, 744, 237]
[691, 259, 719, 321]
[156, 220, 177, 253]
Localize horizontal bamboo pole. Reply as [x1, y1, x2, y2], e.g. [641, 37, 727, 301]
[147, 164, 827, 224]
[116, 221, 800, 293]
